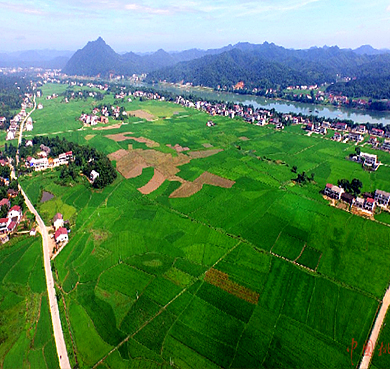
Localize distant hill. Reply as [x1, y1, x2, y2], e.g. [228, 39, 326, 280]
[0, 49, 72, 69]
[352, 45, 390, 56]
[62, 37, 230, 76]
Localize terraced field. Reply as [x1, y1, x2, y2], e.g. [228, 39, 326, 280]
[18, 83, 390, 369]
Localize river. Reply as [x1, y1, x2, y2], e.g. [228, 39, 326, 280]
[150, 83, 390, 125]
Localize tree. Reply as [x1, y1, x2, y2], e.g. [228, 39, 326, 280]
[291, 165, 297, 173]
[355, 147, 361, 156]
[350, 178, 363, 196]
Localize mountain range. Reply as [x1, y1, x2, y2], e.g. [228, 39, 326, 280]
[60, 38, 390, 93]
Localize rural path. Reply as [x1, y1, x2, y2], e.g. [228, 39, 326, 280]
[20, 187, 71, 369]
[359, 287, 390, 369]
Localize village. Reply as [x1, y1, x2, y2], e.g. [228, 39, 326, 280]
[323, 183, 390, 218]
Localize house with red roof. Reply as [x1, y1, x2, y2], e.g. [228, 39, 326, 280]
[7, 205, 22, 223]
[324, 183, 344, 200]
[0, 218, 10, 233]
[0, 198, 10, 209]
[54, 227, 68, 244]
[7, 221, 17, 233]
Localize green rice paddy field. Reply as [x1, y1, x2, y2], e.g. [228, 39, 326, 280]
[17, 83, 390, 368]
[0, 236, 59, 369]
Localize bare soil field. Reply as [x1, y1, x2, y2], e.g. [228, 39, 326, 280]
[205, 268, 259, 304]
[138, 169, 166, 194]
[84, 134, 96, 141]
[239, 136, 250, 141]
[170, 171, 235, 198]
[107, 149, 129, 161]
[105, 132, 159, 148]
[93, 123, 122, 130]
[188, 149, 223, 158]
[109, 147, 233, 196]
[127, 109, 155, 121]
[105, 132, 134, 142]
[202, 143, 213, 148]
[166, 144, 190, 153]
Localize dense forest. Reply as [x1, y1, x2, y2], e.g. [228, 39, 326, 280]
[20, 136, 117, 189]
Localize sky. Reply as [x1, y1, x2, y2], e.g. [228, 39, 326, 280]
[1, 0, 390, 53]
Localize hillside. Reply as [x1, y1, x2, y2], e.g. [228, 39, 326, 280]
[146, 42, 390, 91]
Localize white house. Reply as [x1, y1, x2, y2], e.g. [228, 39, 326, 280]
[55, 227, 68, 243]
[0, 218, 10, 233]
[7, 205, 22, 223]
[90, 170, 100, 182]
[52, 213, 64, 230]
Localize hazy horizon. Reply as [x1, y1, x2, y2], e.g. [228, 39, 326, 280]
[1, 0, 390, 53]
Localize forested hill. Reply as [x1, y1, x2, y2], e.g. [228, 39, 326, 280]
[146, 42, 390, 93]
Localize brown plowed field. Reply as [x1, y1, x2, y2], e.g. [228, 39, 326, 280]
[138, 169, 166, 194]
[188, 149, 223, 158]
[105, 132, 159, 148]
[205, 268, 259, 304]
[170, 171, 235, 198]
[127, 109, 155, 121]
[107, 149, 129, 161]
[93, 123, 122, 130]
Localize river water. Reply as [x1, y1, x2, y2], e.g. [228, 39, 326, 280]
[153, 83, 390, 125]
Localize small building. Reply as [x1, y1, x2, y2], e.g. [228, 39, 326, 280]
[0, 198, 10, 209]
[90, 170, 100, 183]
[0, 218, 10, 233]
[348, 133, 364, 142]
[360, 152, 378, 169]
[341, 192, 355, 206]
[7, 205, 22, 223]
[55, 227, 68, 244]
[374, 190, 390, 207]
[30, 228, 36, 236]
[52, 213, 64, 230]
[7, 221, 17, 233]
[332, 132, 342, 142]
[206, 120, 215, 127]
[324, 183, 344, 200]
[7, 189, 18, 199]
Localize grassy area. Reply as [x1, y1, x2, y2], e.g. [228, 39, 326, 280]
[0, 236, 59, 369]
[17, 82, 390, 368]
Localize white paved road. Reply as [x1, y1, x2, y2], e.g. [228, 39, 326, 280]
[20, 187, 71, 369]
[17, 96, 71, 369]
[359, 287, 390, 369]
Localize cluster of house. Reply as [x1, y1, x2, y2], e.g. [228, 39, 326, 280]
[52, 213, 69, 245]
[175, 95, 315, 130]
[0, 199, 23, 243]
[324, 183, 390, 214]
[79, 113, 109, 125]
[26, 149, 73, 171]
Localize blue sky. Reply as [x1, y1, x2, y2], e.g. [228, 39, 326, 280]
[1, 0, 390, 52]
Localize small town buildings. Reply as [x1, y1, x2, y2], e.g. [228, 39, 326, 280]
[6, 131, 15, 140]
[354, 197, 376, 212]
[7, 221, 17, 233]
[324, 183, 344, 200]
[374, 190, 390, 207]
[53, 213, 64, 230]
[90, 170, 99, 182]
[371, 128, 384, 137]
[30, 228, 36, 236]
[55, 227, 68, 244]
[206, 120, 215, 127]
